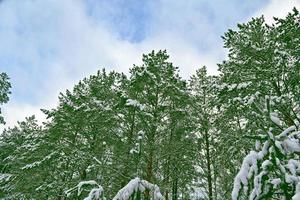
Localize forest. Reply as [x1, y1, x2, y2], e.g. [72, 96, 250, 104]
[0, 8, 300, 200]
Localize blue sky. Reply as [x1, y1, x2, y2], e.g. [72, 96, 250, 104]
[0, 0, 299, 129]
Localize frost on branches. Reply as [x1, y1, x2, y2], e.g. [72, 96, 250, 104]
[113, 178, 163, 200]
[232, 125, 300, 200]
[67, 178, 163, 200]
[65, 180, 105, 200]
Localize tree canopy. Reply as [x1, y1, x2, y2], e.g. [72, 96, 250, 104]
[0, 8, 300, 200]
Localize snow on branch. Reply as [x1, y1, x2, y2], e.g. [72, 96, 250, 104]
[65, 180, 105, 200]
[66, 177, 163, 200]
[232, 142, 270, 200]
[0, 173, 12, 182]
[83, 187, 105, 200]
[270, 112, 283, 127]
[293, 182, 300, 200]
[232, 125, 300, 200]
[21, 151, 56, 170]
[125, 99, 145, 110]
[113, 177, 164, 200]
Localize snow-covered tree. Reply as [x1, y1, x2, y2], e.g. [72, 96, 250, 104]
[219, 8, 300, 200]
[113, 178, 163, 200]
[67, 177, 164, 200]
[232, 123, 300, 199]
[1, 8, 298, 200]
[0, 116, 47, 199]
[128, 50, 196, 199]
[189, 66, 221, 200]
[0, 72, 11, 124]
[40, 69, 127, 199]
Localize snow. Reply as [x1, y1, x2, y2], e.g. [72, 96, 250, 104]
[232, 141, 269, 200]
[247, 95, 255, 104]
[275, 140, 284, 154]
[0, 173, 12, 182]
[113, 178, 164, 200]
[129, 141, 141, 154]
[65, 180, 105, 200]
[125, 99, 145, 110]
[255, 140, 261, 150]
[232, 151, 260, 200]
[233, 124, 300, 199]
[129, 148, 138, 154]
[137, 130, 144, 140]
[83, 187, 105, 200]
[270, 112, 282, 126]
[270, 178, 281, 187]
[282, 138, 300, 154]
[286, 160, 300, 175]
[66, 177, 163, 200]
[77, 180, 99, 196]
[276, 125, 296, 139]
[21, 151, 56, 170]
[293, 182, 300, 200]
[217, 82, 251, 91]
[285, 159, 300, 185]
[137, 135, 143, 140]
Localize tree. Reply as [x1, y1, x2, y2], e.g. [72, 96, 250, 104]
[189, 66, 221, 200]
[0, 72, 11, 124]
[40, 69, 127, 199]
[0, 116, 46, 199]
[218, 8, 300, 199]
[2, 8, 299, 200]
[126, 50, 196, 199]
[232, 124, 300, 200]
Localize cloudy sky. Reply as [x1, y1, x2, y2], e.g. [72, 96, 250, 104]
[0, 0, 299, 129]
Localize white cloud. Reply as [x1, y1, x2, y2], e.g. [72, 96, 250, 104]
[2, 0, 297, 130]
[0, 0, 142, 130]
[1, 102, 46, 130]
[0, 0, 224, 130]
[252, 0, 300, 23]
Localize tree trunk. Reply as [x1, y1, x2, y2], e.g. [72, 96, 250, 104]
[205, 129, 213, 200]
[145, 148, 154, 200]
[145, 87, 159, 200]
[172, 178, 178, 200]
[165, 191, 169, 200]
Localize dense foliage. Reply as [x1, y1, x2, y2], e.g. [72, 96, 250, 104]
[0, 8, 299, 200]
[0, 72, 11, 124]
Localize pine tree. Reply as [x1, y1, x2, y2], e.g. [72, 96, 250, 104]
[41, 69, 127, 199]
[189, 66, 221, 200]
[218, 8, 300, 199]
[0, 116, 47, 199]
[128, 50, 196, 199]
[0, 72, 11, 124]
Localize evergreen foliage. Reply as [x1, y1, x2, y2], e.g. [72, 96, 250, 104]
[0, 72, 11, 124]
[0, 8, 299, 200]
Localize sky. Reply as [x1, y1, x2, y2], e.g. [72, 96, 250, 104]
[0, 0, 299, 130]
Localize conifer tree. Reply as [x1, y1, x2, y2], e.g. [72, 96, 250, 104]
[218, 8, 300, 199]
[128, 50, 196, 199]
[0, 72, 11, 124]
[189, 66, 221, 200]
